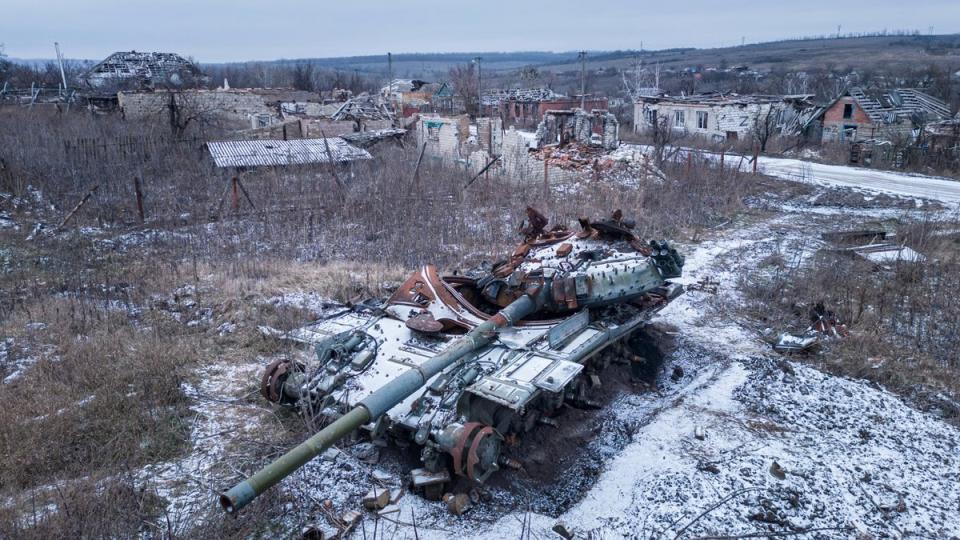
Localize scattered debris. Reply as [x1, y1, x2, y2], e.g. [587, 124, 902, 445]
[552, 522, 575, 539]
[443, 492, 472, 516]
[769, 461, 787, 480]
[687, 277, 720, 294]
[773, 330, 821, 354]
[376, 504, 400, 516]
[362, 487, 390, 510]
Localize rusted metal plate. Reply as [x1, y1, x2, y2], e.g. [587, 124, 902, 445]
[406, 312, 444, 334]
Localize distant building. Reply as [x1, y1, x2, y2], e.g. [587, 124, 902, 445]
[81, 51, 208, 91]
[633, 93, 816, 142]
[381, 79, 433, 107]
[429, 83, 465, 115]
[816, 87, 952, 144]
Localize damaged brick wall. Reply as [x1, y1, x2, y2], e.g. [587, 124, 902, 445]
[477, 117, 503, 154]
[536, 109, 619, 150]
[417, 114, 472, 168]
[118, 90, 277, 129]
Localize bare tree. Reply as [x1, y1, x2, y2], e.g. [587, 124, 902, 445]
[752, 105, 779, 154]
[449, 63, 478, 116]
[165, 90, 225, 137]
[651, 115, 682, 166]
[291, 63, 315, 92]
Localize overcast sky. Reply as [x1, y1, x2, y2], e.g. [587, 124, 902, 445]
[1, 0, 956, 62]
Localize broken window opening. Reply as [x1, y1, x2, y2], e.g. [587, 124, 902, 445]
[696, 111, 708, 130]
[843, 103, 854, 119]
[644, 109, 657, 125]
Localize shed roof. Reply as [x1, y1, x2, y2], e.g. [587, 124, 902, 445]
[206, 138, 372, 168]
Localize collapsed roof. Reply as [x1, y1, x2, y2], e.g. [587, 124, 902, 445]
[382, 79, 431, 94]
[81, 51, 208, 90]
[482, 88, 562, 106]
[846, 87, 952, 124]
[331, 93, 394, 122]
[636, 92, 815, 106]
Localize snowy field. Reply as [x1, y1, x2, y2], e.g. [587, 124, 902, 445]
[756, 156, 960, 205]
[621, 144, 960, 206]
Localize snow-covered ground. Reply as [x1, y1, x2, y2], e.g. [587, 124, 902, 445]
[619, 144, 960, 205]
[756, 156, 960, 205]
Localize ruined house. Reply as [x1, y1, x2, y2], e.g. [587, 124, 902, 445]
[118, 88, 318, 132]
[381, 79, 433, 107]
[633, 93, 816, 142]
[118, 87, 395, 138]
[416, 108, 620, 185]
[536, 109, 619, 151]
[81, 51, 209, 91]
[330, 93, 395, 131]
[814, 87, 952, 144]
[481, 88, 607, 129]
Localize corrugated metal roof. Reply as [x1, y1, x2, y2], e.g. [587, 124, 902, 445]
[206, 138, 372, 168]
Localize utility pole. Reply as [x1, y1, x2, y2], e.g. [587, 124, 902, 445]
[578, 50, 587, 109]
[54, 42, 68, 95]
[387, 52, 397, 124]
[634, 54, 641, 98]
[473, 56, 482, 117]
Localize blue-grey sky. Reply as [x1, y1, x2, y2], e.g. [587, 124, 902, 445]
[1, 0, 956, 62]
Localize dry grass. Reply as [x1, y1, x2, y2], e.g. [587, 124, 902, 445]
[740, 220, 960, 420]
[0, 301, 195, 490]
[200, 259, 409, 304]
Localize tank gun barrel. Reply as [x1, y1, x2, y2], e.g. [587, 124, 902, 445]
[219, 294, 539, 514]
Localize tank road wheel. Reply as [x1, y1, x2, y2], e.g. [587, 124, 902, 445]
[448, 422, 503, 483]
[565, 375, 601, 409]
[260, 359, 302, 407]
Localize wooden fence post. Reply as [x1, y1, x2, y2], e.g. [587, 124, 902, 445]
[231, 177, 240, 212]
[133, 177, 145, 223]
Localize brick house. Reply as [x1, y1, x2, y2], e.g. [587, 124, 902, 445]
[818, 88, 952, 143]
[482, 88, 608, 128]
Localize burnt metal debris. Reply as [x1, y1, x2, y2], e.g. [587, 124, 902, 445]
[219, 208, 685, 513]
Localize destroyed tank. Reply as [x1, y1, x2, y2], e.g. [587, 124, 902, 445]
[220, 208, 685, 513]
